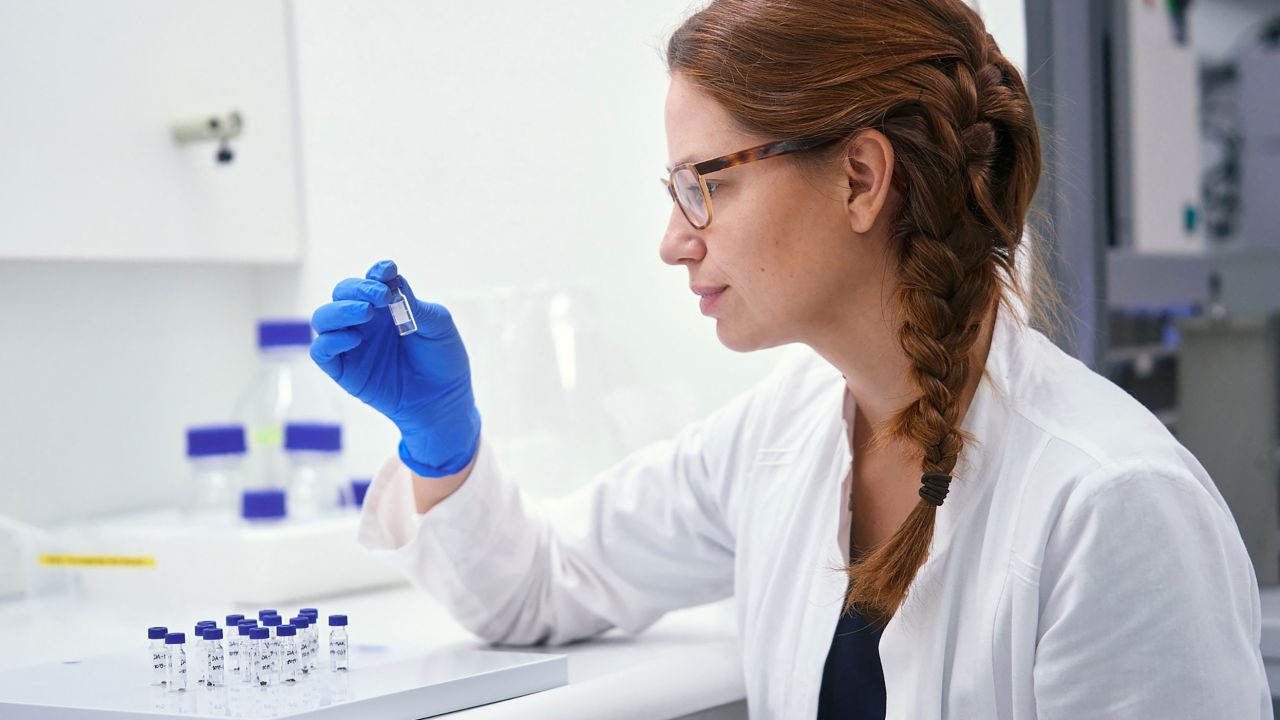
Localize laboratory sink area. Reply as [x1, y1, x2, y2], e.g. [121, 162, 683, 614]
[0, 586, 747, 719]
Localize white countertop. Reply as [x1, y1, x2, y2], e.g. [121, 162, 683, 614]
[0, 584, 747, 719]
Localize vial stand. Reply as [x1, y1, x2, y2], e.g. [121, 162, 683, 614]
[205, 629, 225, 687]
[148, 627, 168, 686]
[386, 276, 417, 336]
[328, 614, 349, 671]
[164, 633, 187, 692]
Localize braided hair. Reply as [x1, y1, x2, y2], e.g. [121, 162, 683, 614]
[668, 0, 1046, 628]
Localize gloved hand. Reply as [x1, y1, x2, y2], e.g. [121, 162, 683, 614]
[309, 259, 481, 477]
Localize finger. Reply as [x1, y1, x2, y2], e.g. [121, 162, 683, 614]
[395, 275, 456, 340]
[312, 300, 375, 333]
[365, 259, 399, 283]
[331, 278, 390, 307]
[310, 329, 362, 379]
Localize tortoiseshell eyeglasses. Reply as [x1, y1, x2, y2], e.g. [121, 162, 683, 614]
[662, 137, 838, 230]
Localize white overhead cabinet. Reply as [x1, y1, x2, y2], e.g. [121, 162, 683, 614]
[0, 0, 302, 262]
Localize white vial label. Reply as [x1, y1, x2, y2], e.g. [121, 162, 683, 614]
[152, 648, 167, 684]
[330, 633, 348, 671]
[390, 301, 411, 325]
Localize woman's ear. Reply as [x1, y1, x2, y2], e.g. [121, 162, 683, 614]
[842, 129, 897, 235]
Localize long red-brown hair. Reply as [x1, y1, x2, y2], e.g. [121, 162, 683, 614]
[668, 0, 1056, 627]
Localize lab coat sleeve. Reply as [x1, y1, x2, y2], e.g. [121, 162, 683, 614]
[356, 378, 766, 647]
[1032, 463, 1270, 718]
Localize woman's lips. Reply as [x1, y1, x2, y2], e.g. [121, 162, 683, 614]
[697, 286, 727, 315]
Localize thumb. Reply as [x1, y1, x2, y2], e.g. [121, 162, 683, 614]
[395, 274, 458, 341]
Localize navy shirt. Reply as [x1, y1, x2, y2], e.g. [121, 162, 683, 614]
[816, 591, 887, 719]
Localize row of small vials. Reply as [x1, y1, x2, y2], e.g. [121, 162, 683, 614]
[149, 608, 349, 690]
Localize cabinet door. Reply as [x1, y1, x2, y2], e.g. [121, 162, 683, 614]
[0, 0, 301, 262]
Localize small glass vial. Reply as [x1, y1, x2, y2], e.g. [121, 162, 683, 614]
[250, 627, 273, 686]
[328, 614, 349, 671]
[277, 625, 300, 683]
[193, 622, 215, 685]
[204, 628, 226, 686]
[224, 615, 245, 677]
[164, 633, 187, 691]
[261, 615, 283, 681]
[148, 626, 169, 686]
[236, 622, 258, 683]
[386, 276, 417, 335]
[300, 609, 320, 671]
[288, 617, 308, 673]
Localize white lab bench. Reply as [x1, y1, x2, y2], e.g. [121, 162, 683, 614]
[0, 586, 748, 720]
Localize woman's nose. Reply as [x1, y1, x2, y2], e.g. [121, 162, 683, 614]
[659, 206, 706, 266]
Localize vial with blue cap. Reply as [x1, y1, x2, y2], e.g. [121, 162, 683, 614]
[385, 276, 417, 336]
[204, 627, 225, 686]
[236, 621, 258, 683]
[148, 626, 169, 685]
[193, 622, 215, 684]
[250, 627, 273, 686]
[164, 632, 187, 691]
[277, 625, 300, 683]
[262, 615, 284, 681]
[328, 614, 349, 671]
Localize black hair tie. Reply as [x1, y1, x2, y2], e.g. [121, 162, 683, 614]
[919, 473, 952, 507]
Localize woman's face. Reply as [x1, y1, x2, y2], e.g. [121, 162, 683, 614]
[661, 74, 897, 353]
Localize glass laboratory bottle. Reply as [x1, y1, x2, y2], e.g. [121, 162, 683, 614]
[328, 614, 349, 671]
[192, 623, 213, 685]
[285, 423, 346, 518]
[234, 320, 343, 489]
[184, 427, 247, 520]
[148, 626, 168, 686]
[164, 632, 187, 691]
[204, 627, 225, 686]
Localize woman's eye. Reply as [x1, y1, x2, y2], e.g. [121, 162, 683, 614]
[705, 181, 720, 196]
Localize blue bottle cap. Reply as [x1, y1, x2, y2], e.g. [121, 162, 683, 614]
[328, 614, 347, 627]
[165, 632, 185, 645]
[386, 275, 405, 291]
[250, 627, 269, 640]
[257, 609, 277, 619]
[225, 614, 245, 626]
[350, 478, 372, 507]
[196, 620, 216, 627]
[186, 426, 247, 458]
[299, 607, 317, 616]
[238, 619, 258, 627]
[262, 615, 282, 627]
[148, 626, 168, 640]
[277, 625, 297, 637]
[241, 489, 286, 520]
[205, 628, 224, 641]
[291, 616, 308, 627]
[284, 423, 342, 452]
[238, 624, 256, 636]
[257, 320, 312, 349]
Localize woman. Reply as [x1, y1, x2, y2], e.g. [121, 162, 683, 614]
[308, 0, 1268, 717]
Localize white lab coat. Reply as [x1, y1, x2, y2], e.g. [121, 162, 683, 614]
[358, 306, 1270, 719]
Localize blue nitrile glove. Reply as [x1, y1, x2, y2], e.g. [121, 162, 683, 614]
[309, 259, 481, 477]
